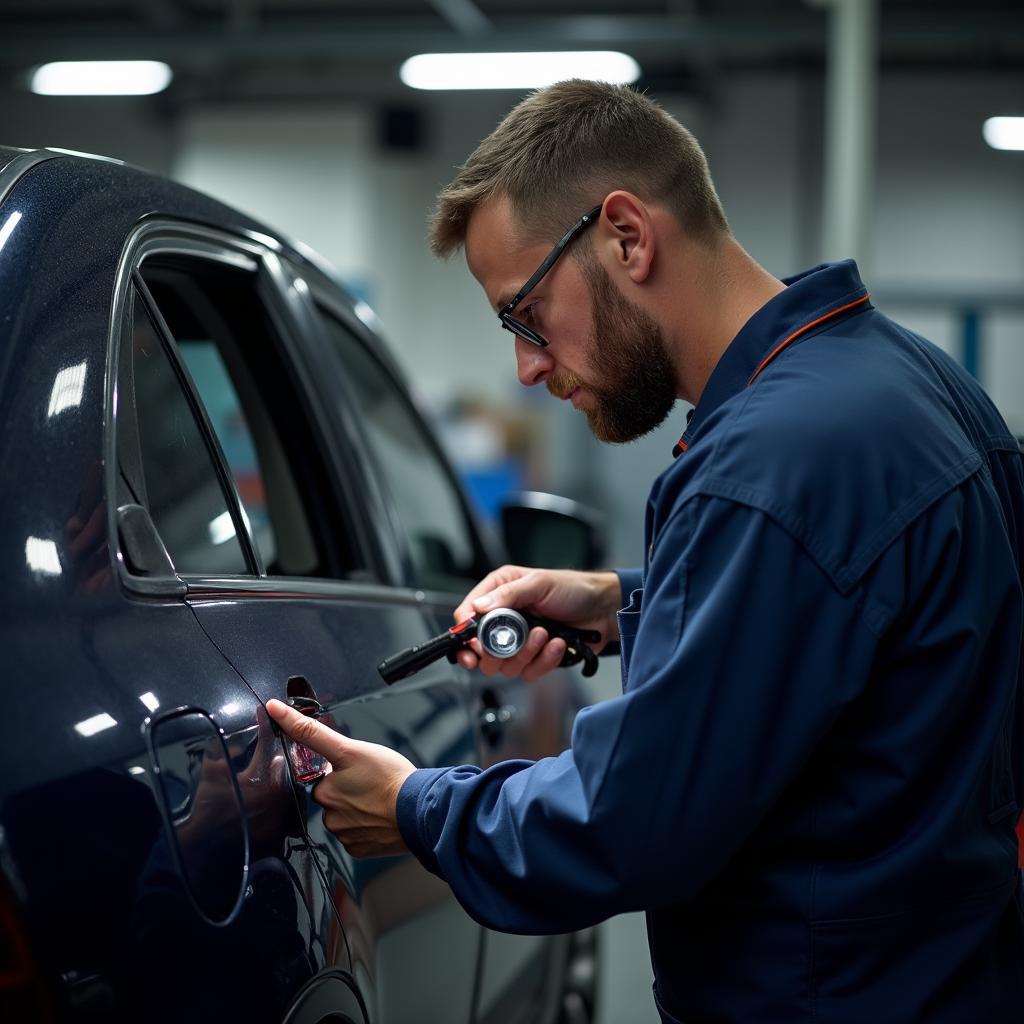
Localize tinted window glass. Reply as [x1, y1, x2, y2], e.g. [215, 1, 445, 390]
[318, 310, 481, 593]
[143, 263, 345, 579]
[177, 342, 277, 568]
[130, 292, 249, 575]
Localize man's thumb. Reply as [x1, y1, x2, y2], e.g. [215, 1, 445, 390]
[266, 698, 348, 764]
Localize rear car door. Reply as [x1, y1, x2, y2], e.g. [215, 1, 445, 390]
[0, 151, 350, 1024]
[114, 275, 353, 1023]
[122, 222, 484, 1024]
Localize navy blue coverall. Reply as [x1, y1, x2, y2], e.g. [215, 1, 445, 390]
[397, 261, 1024, 1022]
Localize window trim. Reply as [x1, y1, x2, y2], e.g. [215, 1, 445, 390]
[111, 285, 189, 599]
[107, 223, 275, 596]
[307, 288, 497, 596]
[133, 271, 264, 575]
[107, 218, 396, 598]
[251, 250, 391, 584]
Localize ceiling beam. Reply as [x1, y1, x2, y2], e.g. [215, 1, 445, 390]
[427, 0, 492, 36]
[1, 14, 1020, 66]
[137, 0, 186, 30]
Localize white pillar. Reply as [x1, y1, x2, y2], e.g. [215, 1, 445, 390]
[811, 0, 879, 275]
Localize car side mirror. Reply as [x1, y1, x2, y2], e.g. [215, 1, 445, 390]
[500, 491, 606, 571]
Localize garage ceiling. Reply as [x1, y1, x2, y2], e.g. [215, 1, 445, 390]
[2, 0, 1022, 104]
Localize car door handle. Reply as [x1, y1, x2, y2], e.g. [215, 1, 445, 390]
[279, 677, 329, 785]
[479, 704, 516, 745]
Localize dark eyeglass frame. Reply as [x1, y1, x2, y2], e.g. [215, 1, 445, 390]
[498, 204, 603, 348]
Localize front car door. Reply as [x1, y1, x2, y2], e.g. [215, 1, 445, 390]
[119, 221, 485, 1024]
[310, 296, 583, 1024]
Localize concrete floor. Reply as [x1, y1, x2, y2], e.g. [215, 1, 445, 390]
[595, 912, 659, 1024]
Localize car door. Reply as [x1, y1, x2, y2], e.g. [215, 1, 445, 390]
[0, 151, 364, 1024]
[122, 222, 484, 1024]
[310, 300, 581, 1024]
[110, 279, 348, 1023]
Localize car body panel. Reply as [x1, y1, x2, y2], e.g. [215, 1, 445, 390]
[184, 582, 481, 1023]
[0, 147, 583, 1024]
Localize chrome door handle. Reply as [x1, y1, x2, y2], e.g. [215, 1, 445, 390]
[279, 680, 328, 785]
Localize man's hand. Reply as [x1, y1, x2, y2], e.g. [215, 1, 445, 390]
[266, 699, 416, 858]
[453, 566, 622, 681]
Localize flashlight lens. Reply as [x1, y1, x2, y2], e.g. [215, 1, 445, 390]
[478, 610, 528, 658]
[490, 626, 518, 653]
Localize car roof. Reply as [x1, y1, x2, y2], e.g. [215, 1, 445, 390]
[0, 144, 333, 284]
[0, 142, 415, 558]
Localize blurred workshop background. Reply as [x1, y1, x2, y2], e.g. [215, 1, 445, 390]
[2, 2, 1021, 1019]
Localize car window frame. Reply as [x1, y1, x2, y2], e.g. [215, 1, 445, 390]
[133, 271, 265, 575]
[303, 278, 498, 599]
[107, 231, 260, 596]
[252, 249, 393, 585]
[107, 219, 396, 597]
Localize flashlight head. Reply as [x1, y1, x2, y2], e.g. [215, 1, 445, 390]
[477, 608, 529, 659]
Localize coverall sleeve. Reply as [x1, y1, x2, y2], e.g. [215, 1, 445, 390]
[396, 495, 878, 934]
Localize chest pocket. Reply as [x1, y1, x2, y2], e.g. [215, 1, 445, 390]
[616, 587, 644, 690]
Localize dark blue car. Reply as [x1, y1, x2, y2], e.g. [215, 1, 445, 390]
[0, 146, 597, 1024]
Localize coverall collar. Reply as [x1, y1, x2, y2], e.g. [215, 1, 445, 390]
[673, 259, 871, 457]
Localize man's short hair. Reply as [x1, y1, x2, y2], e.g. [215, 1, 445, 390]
[428, 79, 729, 258]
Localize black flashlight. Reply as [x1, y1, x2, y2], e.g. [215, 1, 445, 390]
[377, 609, 601, 684]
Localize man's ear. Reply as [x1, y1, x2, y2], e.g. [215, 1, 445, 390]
[600, 191, 654, 284]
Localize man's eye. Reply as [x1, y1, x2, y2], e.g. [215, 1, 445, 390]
[521, 303, 538, 325]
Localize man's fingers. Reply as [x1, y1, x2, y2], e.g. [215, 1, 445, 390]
[453, 568, 516, 623]
[266, 699, 349, 765]
[471, 572, 546, 615]
[454, 565, 544, 624]
[472, 628, 564, 682]
[456, 647, 479, 670]
[496, 626, 549, 676]
[520, 637, 568, 682]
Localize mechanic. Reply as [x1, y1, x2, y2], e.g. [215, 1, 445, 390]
[268, 80, 1024, 1022]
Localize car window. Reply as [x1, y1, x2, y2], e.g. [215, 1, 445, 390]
[175, 341, 276, 562]
[127, 288, 250, 575]
[140, 260, 360, 580]
[317, 308, 484, 594]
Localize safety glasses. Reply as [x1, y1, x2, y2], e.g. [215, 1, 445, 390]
[498, 204, 603, 347]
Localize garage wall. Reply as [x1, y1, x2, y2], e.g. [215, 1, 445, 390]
[174, 107, 376, 291]
[0, 91, 177, 177]
[872, 72, 1024, 432]
[3, 69, 1020, 566]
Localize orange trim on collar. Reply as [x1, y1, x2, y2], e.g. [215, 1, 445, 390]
[747, 294, 871, 386]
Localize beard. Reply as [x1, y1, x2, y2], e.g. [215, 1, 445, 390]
[547, 256, 677, 444]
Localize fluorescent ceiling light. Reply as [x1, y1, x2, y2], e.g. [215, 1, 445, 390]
[401, 52, 640, 91]
[983, 117, 1024, 152]
[31, 61, 173, 96]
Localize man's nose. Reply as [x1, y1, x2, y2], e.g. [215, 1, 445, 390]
[514, 335, 554, 387]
